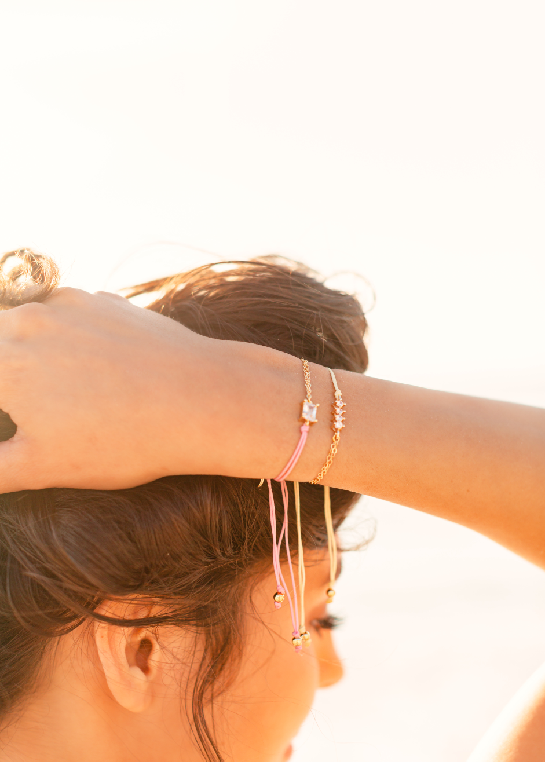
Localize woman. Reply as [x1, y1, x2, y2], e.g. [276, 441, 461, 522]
[0, 250, 544, 762]
[0, 250, 367, 762]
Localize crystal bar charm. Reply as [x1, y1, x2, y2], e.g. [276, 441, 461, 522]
[332, 385, 345, 431]
[300, 399, 319, 424]
[310, 367, 346, 485]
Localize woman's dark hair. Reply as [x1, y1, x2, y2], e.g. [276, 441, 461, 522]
[0, 249, 370, 761]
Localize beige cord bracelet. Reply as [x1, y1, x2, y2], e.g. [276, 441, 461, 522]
[310, 368, 345, 485]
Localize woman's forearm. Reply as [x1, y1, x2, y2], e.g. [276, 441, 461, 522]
[2, 291, 544, 570]
[466, 661, 545, 762]
[200, 340, 545, 569]
[336, 374, 545, 568]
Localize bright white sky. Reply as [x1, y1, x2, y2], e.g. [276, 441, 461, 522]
[1, 0, 544, 397]
[1, 3, 544, 760]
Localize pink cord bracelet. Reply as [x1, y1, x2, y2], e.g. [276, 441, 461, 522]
[275, 423, 310, 481]
[267, 358, 318, 651]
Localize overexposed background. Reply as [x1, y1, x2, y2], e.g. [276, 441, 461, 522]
[1, 2, 544, 760]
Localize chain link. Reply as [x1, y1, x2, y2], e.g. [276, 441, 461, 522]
[310, 431, 340, 484]
[310, 368, 345, 484]
[301, 359, 313, 402]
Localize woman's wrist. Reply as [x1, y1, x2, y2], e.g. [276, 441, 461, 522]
[164, 336, 335, 482]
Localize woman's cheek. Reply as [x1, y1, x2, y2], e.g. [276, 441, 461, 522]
[235, 639, 320, 760]
[215, 597, 321, 760]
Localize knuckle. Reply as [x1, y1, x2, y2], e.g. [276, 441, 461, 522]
[9, 301, 49, 333]
[47, 286, 89, 305]
[94, 290, 126, 302]
[0, 301, 54, 343]
[0, 343, 32, 384]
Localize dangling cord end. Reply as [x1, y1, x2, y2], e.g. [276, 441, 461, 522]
[294, 481, 310, 645]
[292, 630, 303, 653]
[268, 479, 285, 608]
[270, 479, 306, 651]
[280, 480, 300, 647]
[324, 484, 337, 602]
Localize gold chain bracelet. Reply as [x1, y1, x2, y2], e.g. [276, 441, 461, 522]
[310, 368, 345, 484]
[299, 359, 318, 425]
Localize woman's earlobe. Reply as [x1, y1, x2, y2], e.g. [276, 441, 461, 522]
[93, 603, 158, 713]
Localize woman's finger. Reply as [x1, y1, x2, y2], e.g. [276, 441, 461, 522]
[93, 290, 127, 302]
[44, 286, 94, 307]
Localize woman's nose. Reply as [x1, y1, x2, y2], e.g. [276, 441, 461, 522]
[317, 633, 344, 688]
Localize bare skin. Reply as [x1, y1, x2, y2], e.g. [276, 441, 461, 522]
[467, 661, 545, 762]
[0, 556, 342, 762]
[0, 287, 543, 761]
[0, 289, 543, 569]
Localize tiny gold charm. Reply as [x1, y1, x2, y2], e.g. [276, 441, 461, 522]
[273, 592, 285, 603]
[301, 630, 311, 644]
[326, 587, 336, 601]
[292, 636, 303, 648]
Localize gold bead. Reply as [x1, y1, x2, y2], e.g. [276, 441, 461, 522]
[301, 630, 311, 643]
[292, 636, 303, 648]
[273, 592, 285, 603]
[326, 587, 336, 600]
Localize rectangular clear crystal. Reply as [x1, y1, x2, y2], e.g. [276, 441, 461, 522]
[301, 400, 318, 424]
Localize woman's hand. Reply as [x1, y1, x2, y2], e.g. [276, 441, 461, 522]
[0, 285, 326, 493]
[0, 288, 228, 491]
[1, 284, 545, 579]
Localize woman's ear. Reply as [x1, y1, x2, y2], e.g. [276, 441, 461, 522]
[93, 601, 159, 713]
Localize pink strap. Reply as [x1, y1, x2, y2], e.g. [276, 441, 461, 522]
[280, 480, 301, 651]
[275, 423, 310, 481]
[267, 478, 301, 651]
[267, 479, 284, 604]
[267, 417, 311, 652]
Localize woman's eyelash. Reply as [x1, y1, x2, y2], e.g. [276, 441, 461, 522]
[311, 614, 344, 632]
